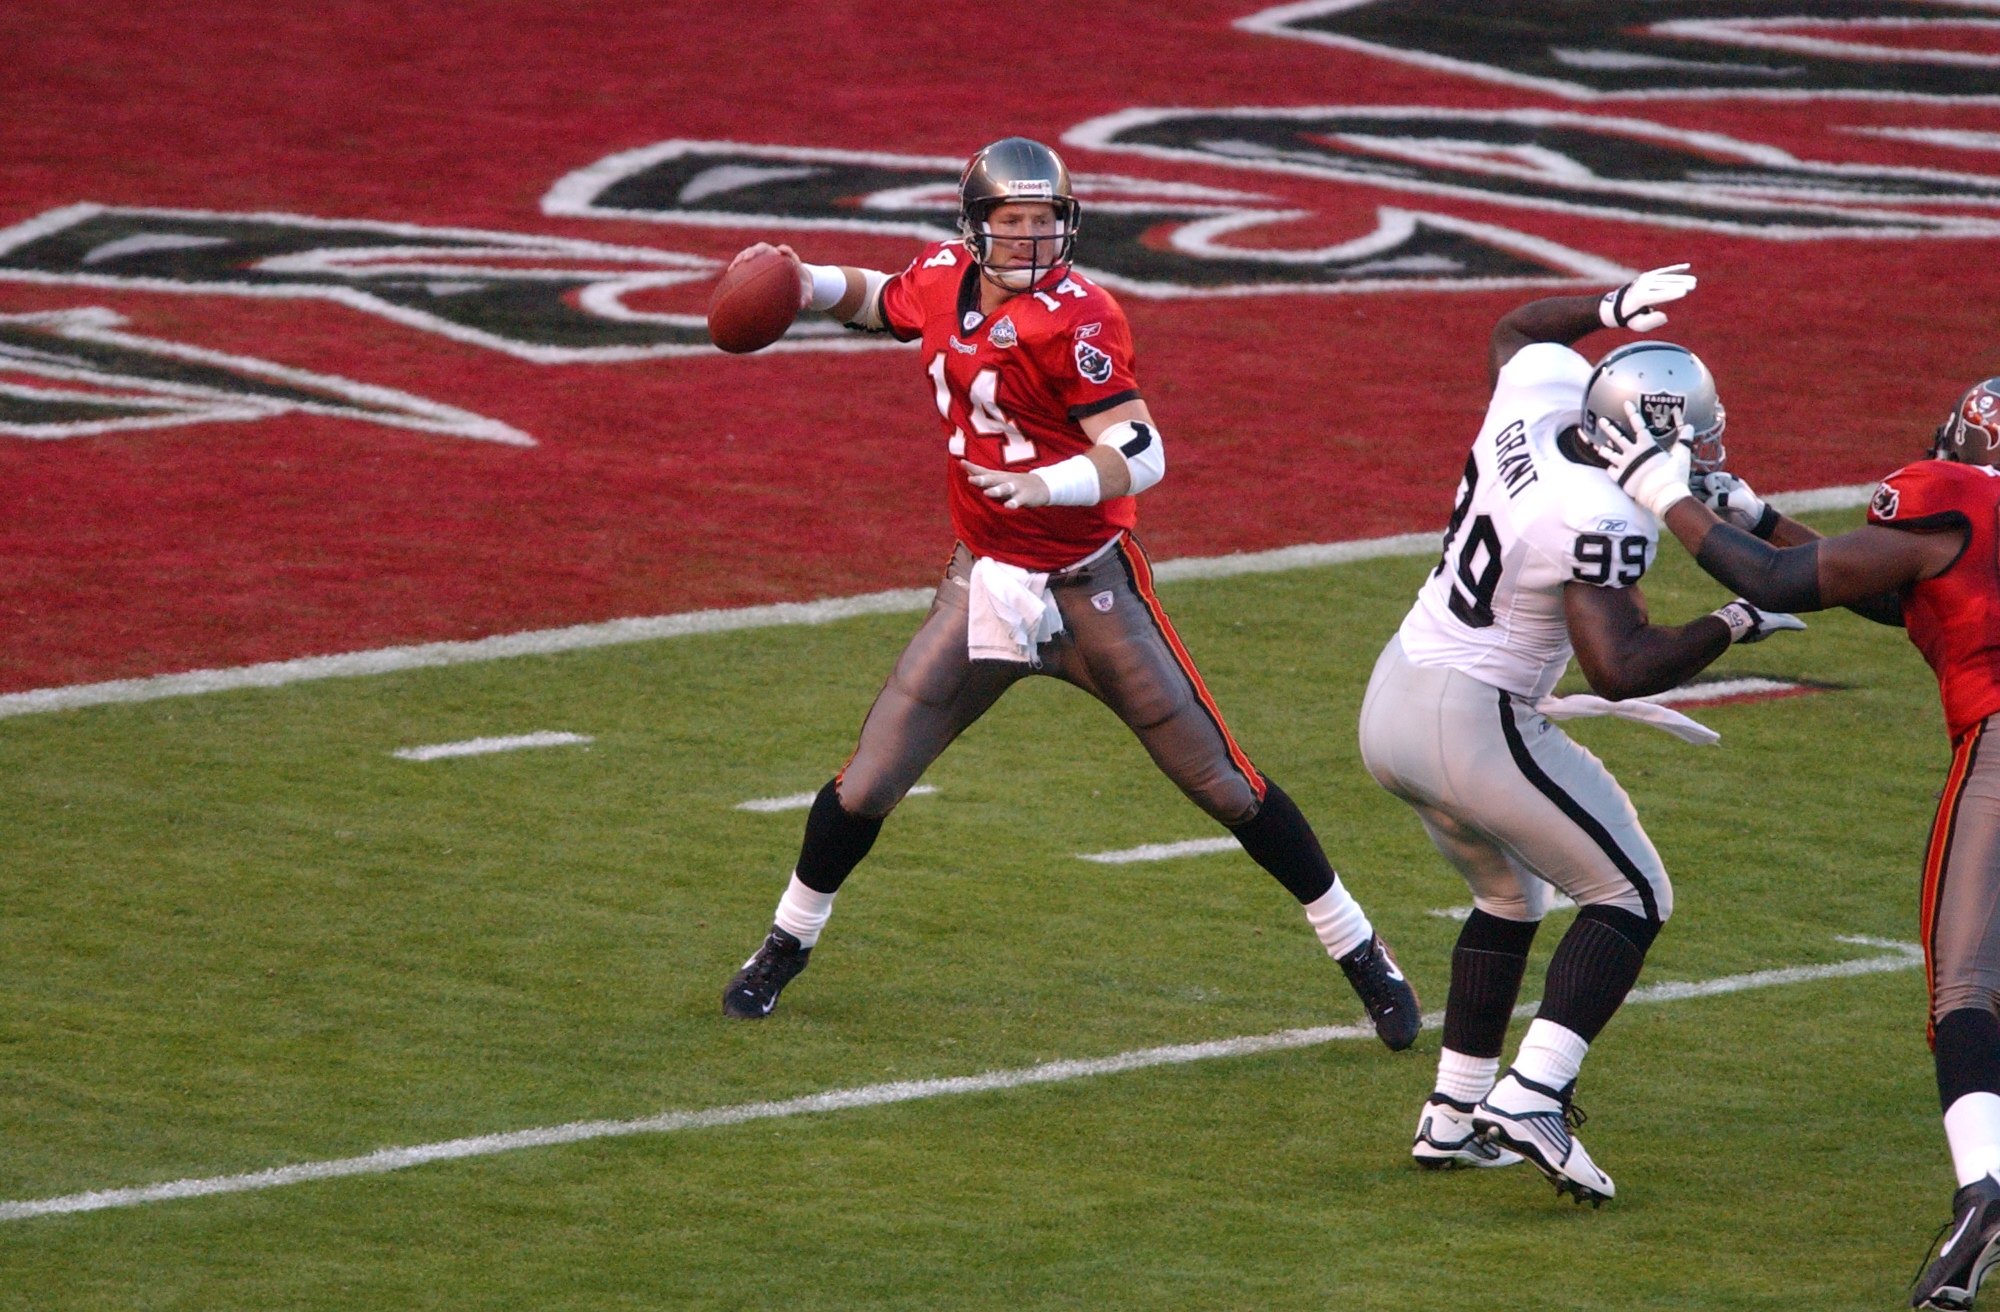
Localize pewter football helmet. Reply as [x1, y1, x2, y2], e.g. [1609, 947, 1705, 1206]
[1931, 378, 2000, 463]
[1582, 341, 1727, 473]
[958, 137, 1080, 289]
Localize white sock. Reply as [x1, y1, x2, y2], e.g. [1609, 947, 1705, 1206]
[1303, 881, 1373, 960]
[772, 874, 835, 948]
[1435, 1048, 1500, 1105]
[1512, 1019, 1590, 1090]
[1945, 1092, 2000, 1186]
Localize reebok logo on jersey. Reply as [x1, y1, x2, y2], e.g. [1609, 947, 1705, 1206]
[1871, 481, 1900, 520]
[1075, 340, 1113, 385]
[1075, 322, 1102, 341]
[949, 336, 977, 355]
[1594, 518, 1628, 533]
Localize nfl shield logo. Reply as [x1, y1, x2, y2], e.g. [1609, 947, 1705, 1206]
[1091, 590, 1115, 612]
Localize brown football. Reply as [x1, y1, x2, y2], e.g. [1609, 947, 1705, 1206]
[706, 248, 802, 353]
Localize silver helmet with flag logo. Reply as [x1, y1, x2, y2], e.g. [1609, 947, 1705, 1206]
[1582, 341, 1726, 473]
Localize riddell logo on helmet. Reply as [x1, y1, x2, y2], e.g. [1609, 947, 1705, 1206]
[1005, 180, 1054, 199]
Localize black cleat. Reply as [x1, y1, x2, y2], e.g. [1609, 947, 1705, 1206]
[1914, 1175, 2000, 1309]
[721, 925, 811, 1019]
[1338, 932, 1421, 1051]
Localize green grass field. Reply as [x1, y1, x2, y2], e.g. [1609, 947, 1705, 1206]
[0, 510, 1960, 1310]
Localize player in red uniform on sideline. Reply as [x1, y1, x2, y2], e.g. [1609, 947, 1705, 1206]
[713, 137, 1420, 1049]
[1599, 379, 2000, 1310]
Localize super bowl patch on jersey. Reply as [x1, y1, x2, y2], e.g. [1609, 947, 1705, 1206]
[990, 315, 1018, 349]
[1075, 339, 1113, 384]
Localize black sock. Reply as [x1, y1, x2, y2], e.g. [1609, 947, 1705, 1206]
[1937, 1007, 2000, 1112]
[1226, 779, 1337, 904]
[1442, 910, 1540, 1058]
[1536, 905, 1659, 1044]
[793, 778, 883, 895]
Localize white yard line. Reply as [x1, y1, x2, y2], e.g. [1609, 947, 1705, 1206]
[392, 731, 592, 761]
[1650, 677, 1807, 706]
[1079, 837, 1242, 864]
[0, 485, 1872, 723]
[0, 933, 1918, 1223]
[737, 784, 934, 813]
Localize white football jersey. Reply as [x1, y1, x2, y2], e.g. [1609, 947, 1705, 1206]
[1397, 342, 1658, 700]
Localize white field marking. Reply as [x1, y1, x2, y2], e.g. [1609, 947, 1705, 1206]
[0, 935, 1919, 1223]
[391, 732, 592, 762]
[0, 484, 1872, 724]
[1079, 836, 1241, 864]
[1649, 677, 1810, 707]
[1848, 127, 2000, 153]
[737, 784, 934, 813]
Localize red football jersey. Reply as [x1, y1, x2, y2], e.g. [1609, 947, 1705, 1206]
[1869, 459, 2000, 740]
[880, 240, 1142, 571]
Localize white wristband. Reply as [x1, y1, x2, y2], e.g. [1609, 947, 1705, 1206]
[803, 263, 848, 312]
[1037, 453, 1101, 506]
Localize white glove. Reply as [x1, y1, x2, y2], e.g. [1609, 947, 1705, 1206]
[1691, 470, 1769, 534]
[1599, 262, 1695, 332]
[1595, 401, 1693, 518]
[1712, 599, 1807, 645]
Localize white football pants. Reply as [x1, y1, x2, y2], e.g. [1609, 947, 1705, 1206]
[1358, 636, 1673, 925]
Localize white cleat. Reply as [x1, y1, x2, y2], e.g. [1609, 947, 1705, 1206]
[1412, 1094, 1524, 1170]
[1472, 1069, 1615, 1206]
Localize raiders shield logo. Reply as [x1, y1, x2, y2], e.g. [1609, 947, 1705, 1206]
[1075, 340, 1113, 385]
[1870, 480, 1900, 520]
[1639, 391, 1685, 436]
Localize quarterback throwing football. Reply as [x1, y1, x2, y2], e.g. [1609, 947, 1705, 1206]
[1359, 266, 1803, 1204]
[1601, 378, 2000, 1309]
[715, 137, 1418, 1048]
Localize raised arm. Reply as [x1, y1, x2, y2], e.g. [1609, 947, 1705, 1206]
[1489, 264, 1696, 381]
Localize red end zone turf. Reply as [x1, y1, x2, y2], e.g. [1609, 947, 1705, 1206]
[3, 1, 1997, 691]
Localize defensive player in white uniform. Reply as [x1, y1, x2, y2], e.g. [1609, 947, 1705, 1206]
[1358, 265, 1804, 1204]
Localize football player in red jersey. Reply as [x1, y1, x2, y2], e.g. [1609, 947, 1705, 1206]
[713, 137, 1419, 1049]
[1600, 380, 2000, 1309]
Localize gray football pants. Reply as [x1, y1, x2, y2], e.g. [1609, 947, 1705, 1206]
[1357, 635, 1673, 924]
[1923, 716, 2000, 1034]
[835, 538, 1265, 824]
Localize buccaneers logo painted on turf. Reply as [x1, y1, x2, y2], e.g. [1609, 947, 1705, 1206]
[542, 140, 1627, 296]
[0, 307, 529, 444]
[1241, 0, 2000, 102]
